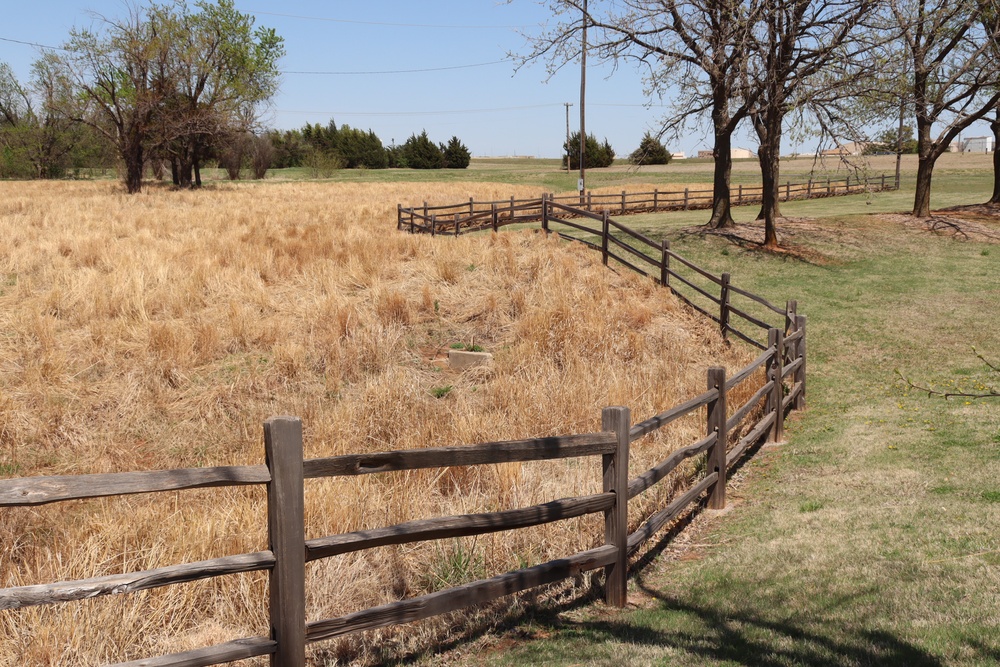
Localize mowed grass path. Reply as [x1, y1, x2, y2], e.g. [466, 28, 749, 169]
[438, 160, 1000, 666]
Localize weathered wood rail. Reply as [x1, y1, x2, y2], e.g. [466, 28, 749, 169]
[397, 172, 898, 235]
[0, 229, 806, 665]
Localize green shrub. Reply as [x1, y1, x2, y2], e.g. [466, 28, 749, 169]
[629, 132, 672, 165]
[562, 131, 615, 169]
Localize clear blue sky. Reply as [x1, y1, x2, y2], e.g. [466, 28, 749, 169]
[0, 0, 738, 158]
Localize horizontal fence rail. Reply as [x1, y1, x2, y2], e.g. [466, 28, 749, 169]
[398, 173, 898, 236]
[2, 217, 807, 664]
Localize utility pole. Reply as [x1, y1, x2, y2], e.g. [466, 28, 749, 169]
[564, 102, 573, 171]
[579, 0, 587, 203]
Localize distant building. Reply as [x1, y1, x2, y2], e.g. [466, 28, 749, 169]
[962, 136, 994, 153]
[820, 141, 870, 157]
[695, 148, 756, 159]
[671, 152, 687, 160]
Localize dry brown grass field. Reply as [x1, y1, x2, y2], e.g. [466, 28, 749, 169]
[0, 180, 754, 665]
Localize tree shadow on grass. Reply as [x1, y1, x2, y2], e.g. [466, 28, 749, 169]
[502, 580, 954, 667]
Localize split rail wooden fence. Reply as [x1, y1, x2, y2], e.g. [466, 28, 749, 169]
[0, 214, 806, 666]
[398, 172, 897, 235]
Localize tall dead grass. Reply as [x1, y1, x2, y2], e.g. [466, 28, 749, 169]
[0, 179, 754, 665]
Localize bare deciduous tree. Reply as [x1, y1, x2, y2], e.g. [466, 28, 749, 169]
[888, 0, 1000, 217]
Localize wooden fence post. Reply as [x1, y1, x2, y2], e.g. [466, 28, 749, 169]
[827, 177, 831, 195]
[587, 191, 593, 211]
[881, 173, 886, 190]
[653, 188, 659, 211]
[660, 240, 670, 288]
[785, 181, 791, 201]
[706, 368, 727, 510]
[431, 215, 437, 237]
[738, 183, 743, 205]
[683, 187, 689, 210]
[602, 406, 630, 608]
[469, 197, 474, 217]
[784, 299, 797, 336]
[846, 175, 851, 192]
[719, 273, 731, 340]
[265, 417, 306, 667]
[510, 196, 515, 222]
[807, 179, 813, 198]
[423, 201, 428, 221]
[795, 315, 807, 410]
[601, 211, 610, 266]
[491, 203, 498, 232]
[454, 213, 461, 236]
[621, 190, 627, 214]
[542, 194, 549, 234]
[768, 328, 784, 443]
[397, 204, 402, 231]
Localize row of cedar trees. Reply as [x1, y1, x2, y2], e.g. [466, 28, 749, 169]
[268, 124, 471, 170]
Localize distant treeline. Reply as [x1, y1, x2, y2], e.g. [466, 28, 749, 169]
[268, 123, 471, 171]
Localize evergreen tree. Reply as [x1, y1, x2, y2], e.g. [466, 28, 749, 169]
[562, 132, 615, 169]
[401, 130, 444, 169]
[442, 136, 471, 169]
[629, 132, 671, 165]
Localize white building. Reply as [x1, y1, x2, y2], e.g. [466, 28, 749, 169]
[962, 136, 994, 153]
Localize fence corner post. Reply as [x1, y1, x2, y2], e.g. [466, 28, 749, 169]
[706, 368, 727, 510]
[794, 315, 807, 410]
[601, 211, 610, 266]
[542, 193, 549, 234]
[397, 203, 402, 231]
[768, 328, 785, 443]
[491, 203, 498, 233]
[264, 416, 306, 667]
[660, 239, 671, 288]
[719, 273, 731, 340]
[602, 405, 630, 608]
[784, 299, 797, 335]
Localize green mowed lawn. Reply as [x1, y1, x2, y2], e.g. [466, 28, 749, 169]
[432, 158, 1000, 666]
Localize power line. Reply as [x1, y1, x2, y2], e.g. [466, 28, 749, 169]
[248, 10, 526, 30]
[0, 36, 69, 52]
[281, 60, 508, 75]
[276, 103, 564, 117]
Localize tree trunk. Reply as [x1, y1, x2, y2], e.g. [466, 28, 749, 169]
[753, 110, 783, 249]
[123, 137, 144, 194]
[170, 157, 180, 186]
[707, 125, 735, 228]
[991, 107, 1000, 204]
[913, 120, 935, 217]
[193, 139, 203, 188]
[913, 154, 934, 218]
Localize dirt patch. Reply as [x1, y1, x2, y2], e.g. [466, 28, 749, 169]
[882, 204, 1000, 242]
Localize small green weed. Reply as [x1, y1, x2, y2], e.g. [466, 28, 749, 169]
[450, 342, 485, 352]
[981, 491, 1000, 503]
[799, 500, 824, 513]
[0, 463, 20, 476]
[930, 485, 956, 495]
[424, 540, 486, 591]
[431, 385, 452, 399]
